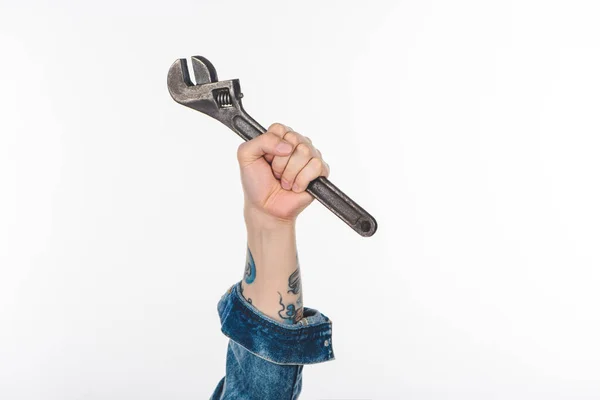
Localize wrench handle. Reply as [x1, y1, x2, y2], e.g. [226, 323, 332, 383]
[231, 113, 377, 237]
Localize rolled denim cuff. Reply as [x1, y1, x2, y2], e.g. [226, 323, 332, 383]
[217, 281, 335, 365]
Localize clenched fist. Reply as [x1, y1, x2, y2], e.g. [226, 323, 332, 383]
[237, 123, 330, 224]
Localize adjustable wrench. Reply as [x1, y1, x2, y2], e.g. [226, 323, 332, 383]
[167, 56, 377, 237]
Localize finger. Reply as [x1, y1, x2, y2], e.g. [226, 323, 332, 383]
[280, 142, 318, 190]
[237, 131, 293, 168]
[292, 157, 330, 193]
[271, 131, 309, 179]
[264, 123, 293, 165]
[267, 122, 293, 138]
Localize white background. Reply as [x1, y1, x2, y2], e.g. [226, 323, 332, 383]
[1, 1, 600, 399]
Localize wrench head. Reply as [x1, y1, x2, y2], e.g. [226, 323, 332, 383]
[167, 56, 243, 119]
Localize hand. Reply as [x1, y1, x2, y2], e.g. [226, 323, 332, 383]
[237, 123, 330, 225]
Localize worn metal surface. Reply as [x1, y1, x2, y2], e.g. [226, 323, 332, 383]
[167, 56, 377, 237]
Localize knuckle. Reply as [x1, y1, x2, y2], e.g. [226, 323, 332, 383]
[313, 157, 323, 169]
[268, 122, 286, 133]
[283, 130, 300, 145]
[296, 143, 311, 157]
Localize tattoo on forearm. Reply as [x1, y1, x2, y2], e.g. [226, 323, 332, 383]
[277, 262, 303, 324]
[278, 291, 302, 324]
[240, 283, 253, 305]
[287, 268, 301, 295]
[244, 246, 256, 284]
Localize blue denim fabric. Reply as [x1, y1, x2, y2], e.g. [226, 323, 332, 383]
[210, 281, 335, 399]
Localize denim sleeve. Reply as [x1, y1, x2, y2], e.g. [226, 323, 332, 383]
[209, 281, 334, 400]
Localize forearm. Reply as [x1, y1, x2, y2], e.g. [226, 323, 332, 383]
[240, 206, 303, 324]
[210, 124, 334, 399]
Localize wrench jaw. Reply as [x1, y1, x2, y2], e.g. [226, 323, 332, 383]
[190, 55, 218, 85]
[167, 57, 244, 126]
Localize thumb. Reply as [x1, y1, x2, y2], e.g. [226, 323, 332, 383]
[237, 131, 293, 167]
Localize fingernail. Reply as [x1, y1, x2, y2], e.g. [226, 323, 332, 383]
[281, 179, 291, 190]
[276, 141, 292, 153]
[273, 171, 281, 179]
[292, 183, 299, 192]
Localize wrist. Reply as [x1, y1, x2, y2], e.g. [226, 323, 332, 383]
[244, 205, 296, 232]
